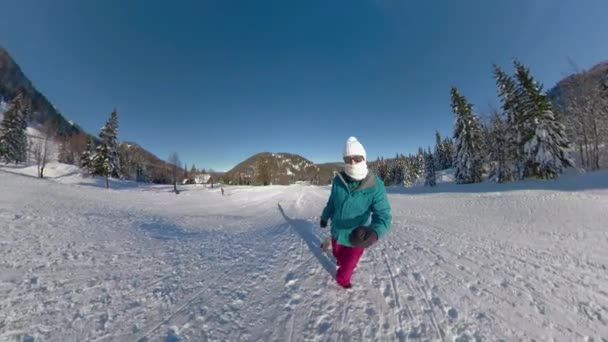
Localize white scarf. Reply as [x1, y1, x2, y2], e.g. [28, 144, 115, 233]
[344, 162, 368, 181]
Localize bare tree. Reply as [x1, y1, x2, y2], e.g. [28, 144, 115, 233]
[168, 152, 181, 194]
[31, 120, 57, 178]
[118, 144, 143, 181]
[559, 61, 608, 170]
[59, 132, 89, 165]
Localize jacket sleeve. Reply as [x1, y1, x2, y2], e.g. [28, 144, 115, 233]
[321, 178, 337, 222]
[370, 178, 392, 238]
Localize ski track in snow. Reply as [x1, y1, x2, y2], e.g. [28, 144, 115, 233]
[1, 169, 608, 341]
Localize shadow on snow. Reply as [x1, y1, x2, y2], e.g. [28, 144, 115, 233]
[277, 203, 336, 278]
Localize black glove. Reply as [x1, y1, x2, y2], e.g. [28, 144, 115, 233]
[349, 226, 378, 248]
[320, 219, 328, 228]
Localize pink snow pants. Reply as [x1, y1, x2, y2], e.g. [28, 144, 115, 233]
[331, 238, 365, 286]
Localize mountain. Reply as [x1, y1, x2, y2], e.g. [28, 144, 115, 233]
[0, 46, 83, 137]
[547, 60, 608, 113]
[222, 152, 342, 185]
[118, 142, 177, 183]
[118, 142, 227, 184]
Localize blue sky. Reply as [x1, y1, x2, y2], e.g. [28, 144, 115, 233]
[1, 0, 607, 171]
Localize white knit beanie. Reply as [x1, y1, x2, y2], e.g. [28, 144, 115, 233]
[343, 136, 366, 160]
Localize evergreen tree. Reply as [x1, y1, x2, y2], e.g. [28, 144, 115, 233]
[480, 119, 493, 165]
[442, 137, 455, 168]
[425, 148, 436, 187]
[434, 131, 454, 170]
[390, 153, 401, 185]
[392, 155, 406, 186]
[92, 143, 112, 188]
[414, 148, 426, 184]
[403, 154, 419, 187]
[370, 157, 380, 177]
[91, 110, 120, 187]
[382, 158, 393, 185]
[435, 137, 454, 170]
[399, 155, 407, 185]
[494, 64, 525, 179]
[514, 61, 573, 179]
[376, 157, 389, 184]
[95, 110, 120, 178]
[80, 136, 94, 172]
[451, 87, 484, 184]
[0, 94, 29, 164]
[374, 157, 381, 179]
[434, 130, 445, 170]
[487, 112, 512, 183]
[381, 162, 391, 185]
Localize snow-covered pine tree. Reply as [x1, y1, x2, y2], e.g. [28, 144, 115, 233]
[382, 158, 392, 185]
[487, 112, 512, 183]
[451, 87, 483, 184]
[494, 64, 524, 179]
[0, 94, 29, 164]
[80, 136, 94, 172]
[91, 110, 120, 187]
[401, 155, 414, 187]
[402, 156, 411, 187]
[376, 157, 391, 185]
[434, 130, 445, 170]
[92, 143, 112, 188]
[425, 148, 436, 187]
[514, 60, 573, 179]
[394, 155, 406, 186]
[373, 157, 381, 179]
[480, 119, 493, 165]
[96, 110, 120, 178]
[442, 137, 455, 168]
[370, 157, 379, 176]
[390, 153, 402, 185]
[415, 148, 426, 184]
[383, 164, 390, 185]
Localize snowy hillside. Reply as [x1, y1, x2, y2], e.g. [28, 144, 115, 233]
[1, 168, 607, 341]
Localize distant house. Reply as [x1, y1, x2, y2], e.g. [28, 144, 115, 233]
[194, 173, 211, 185]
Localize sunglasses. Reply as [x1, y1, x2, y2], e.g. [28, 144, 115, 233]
[343, 155, 365, 164]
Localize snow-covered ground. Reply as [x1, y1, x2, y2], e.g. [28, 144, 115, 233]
[1, 166, 608, 341]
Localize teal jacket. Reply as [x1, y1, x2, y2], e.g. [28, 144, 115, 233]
[321, 171, 392, 247]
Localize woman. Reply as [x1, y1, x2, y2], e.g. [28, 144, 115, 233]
[321, 136, 392, 288]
